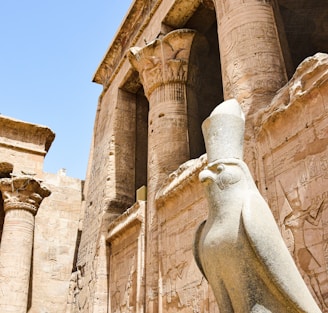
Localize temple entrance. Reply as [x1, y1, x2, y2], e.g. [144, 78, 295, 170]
[278, 0, 328, 73]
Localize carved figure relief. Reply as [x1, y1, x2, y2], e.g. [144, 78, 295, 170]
[281, 185, 328, 311]
[110, 242, 138, 313]
[158, 196, 208, 313]
[66, 267, 83, 313]
[121, 255, 137, 313]
[260, 126, 328, 312]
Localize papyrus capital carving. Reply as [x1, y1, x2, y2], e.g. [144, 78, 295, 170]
[0, 176, 51, 215]
[129, 29, 207, 99]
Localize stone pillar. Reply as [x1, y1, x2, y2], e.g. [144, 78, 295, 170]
[129, 29, 207, 313]
[0, 176, 50, 313]
[214, 0, 292, 118]
[129, 29, 207, 204]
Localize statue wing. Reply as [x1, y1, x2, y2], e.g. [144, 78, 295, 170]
[193, 220, 207, 280]
[242, 190, 321, 313]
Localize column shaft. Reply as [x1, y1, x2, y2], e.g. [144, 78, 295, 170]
[0, 209, 34, 313]
[148, 82, 190, 199]
[0, 176, 50, 313]
[215, 0, 292, 116]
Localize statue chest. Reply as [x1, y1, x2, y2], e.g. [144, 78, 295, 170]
[200, 217, 250, 273]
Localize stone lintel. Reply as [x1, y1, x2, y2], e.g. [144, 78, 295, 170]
[0, 176, 51, 215]
[0, 115, 55, 155]
[163, 0, 203, 28]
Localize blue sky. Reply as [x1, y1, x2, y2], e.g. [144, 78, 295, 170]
[0, 0, 132, 179]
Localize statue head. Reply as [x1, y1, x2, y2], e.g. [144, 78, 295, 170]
[200, 99, 249, 190]
[199, 159, 242, 189]
[201, 99, 245, 163]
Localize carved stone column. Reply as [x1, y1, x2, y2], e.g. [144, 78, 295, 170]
[0, 176, 50, 313]
[213, 0, 292, 117]
[129, 29, 207, 202]
[129, 29, 207, 313]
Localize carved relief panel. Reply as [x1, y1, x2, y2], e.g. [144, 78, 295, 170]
[107, 202, 145, 313]
[256, 54, 328, 311]
[156, 162, 219, 313]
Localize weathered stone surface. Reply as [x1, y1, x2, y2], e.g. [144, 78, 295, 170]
[213, 0, 292, 118]
[0, 116, 82, 313]
[29, 171, 83, 313]
[0, 162, 13, 178]
[156, 156, 213, 313]
[255, 53, 328, 311]
[79, 1, 328, 312]
[128, 28, 208, 313]
[106, 201, 145, 313]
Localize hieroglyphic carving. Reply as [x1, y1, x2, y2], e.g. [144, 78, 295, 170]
[111, 244, 138, 313]
[158, 179, 208, 313]
[255, 53, 328, 312]
[265, 152, 328, 310]
[215, 1, 289, 115]
[129, 30, 208, 313]
[107, 202, 145, 313]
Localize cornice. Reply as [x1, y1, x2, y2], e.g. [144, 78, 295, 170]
[254, 53, 328, 136]
[92, 0, 163, 87]
[92, 0, 205, 92]
[0, 115, 55, 154]
[107, 200, 145, 241]
[156, 154, 207, 207]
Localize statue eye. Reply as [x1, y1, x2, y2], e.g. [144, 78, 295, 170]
[217, 165, 225, 173]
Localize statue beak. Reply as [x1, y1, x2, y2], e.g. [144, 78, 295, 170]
[199, 169, 216, 184]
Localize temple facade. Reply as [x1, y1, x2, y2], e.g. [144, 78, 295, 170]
[74, 0, 328, 312]
[1, 0, 328, 312]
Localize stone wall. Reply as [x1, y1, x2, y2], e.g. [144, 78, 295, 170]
[156, 157, 216, 313]
[28, 171, 82, 313]
[0, 115, 83, 313]
[255, 53, 328, 310]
